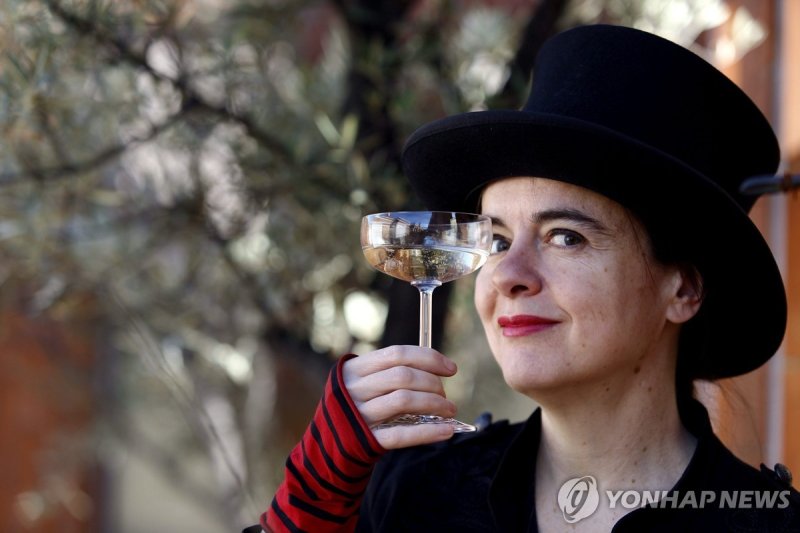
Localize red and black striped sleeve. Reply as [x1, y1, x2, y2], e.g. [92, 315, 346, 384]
[262, 354, 386, 532]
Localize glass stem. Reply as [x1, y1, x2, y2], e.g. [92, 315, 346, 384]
[412, 281, 442, 348]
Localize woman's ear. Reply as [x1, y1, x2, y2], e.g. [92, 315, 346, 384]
[666, 265, 704, 325]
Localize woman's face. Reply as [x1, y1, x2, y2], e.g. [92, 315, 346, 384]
[475, 177, 690, 397]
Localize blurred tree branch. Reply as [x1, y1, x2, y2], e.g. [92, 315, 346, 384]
[0, 0, 584, 529]
[43, 0, 295, 161]
[491, 0, 571, 108]
[1, 111, 182, 185]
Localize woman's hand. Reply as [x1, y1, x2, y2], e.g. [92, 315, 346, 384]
[342, 346, 459, 449]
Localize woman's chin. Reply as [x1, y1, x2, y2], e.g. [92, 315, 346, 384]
[501, 367, 571, 399]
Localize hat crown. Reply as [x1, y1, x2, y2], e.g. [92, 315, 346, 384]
[524, 25, 779, 211]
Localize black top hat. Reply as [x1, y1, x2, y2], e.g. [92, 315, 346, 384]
[402, 24, 786, 379]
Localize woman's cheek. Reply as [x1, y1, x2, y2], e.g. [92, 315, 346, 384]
[474, 266, 494, 323]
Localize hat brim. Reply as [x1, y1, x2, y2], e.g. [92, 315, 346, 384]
[402, 110, 786, 379]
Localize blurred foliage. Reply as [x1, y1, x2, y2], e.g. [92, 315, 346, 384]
[0, 0, 548, 526]
[0, 0, 763, 529]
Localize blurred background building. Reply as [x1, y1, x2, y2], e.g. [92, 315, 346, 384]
[0, 0, 797, 531]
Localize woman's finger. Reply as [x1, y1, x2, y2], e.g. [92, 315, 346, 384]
[345, 345, 457, 379]
[373, 423, 455, 450]
[347, 365, 446, 402]
[358, 389, 457, 427]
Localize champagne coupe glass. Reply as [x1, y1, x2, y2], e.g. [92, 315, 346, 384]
[361, 211, 492, 433]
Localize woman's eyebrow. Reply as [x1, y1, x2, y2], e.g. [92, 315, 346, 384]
[531, 208, 611, 233]
[488, 216, 506, 229]
[487, 209, 611, 234]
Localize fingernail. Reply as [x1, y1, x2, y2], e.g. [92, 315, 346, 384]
[444, 358, 457, 372]
[448, 402, 458, 416]
[438, 425, 455, 439]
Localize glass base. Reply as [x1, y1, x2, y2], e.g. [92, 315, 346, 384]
[373, 414, 476, 433]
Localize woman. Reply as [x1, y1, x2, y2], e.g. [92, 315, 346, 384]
[252, 24, 799, 532]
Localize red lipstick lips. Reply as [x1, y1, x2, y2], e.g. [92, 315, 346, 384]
[498, 315, 558, 337]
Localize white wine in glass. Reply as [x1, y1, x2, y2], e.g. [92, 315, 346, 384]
[361, 211, 492, 433]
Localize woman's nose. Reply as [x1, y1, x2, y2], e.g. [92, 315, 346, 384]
[490, 242, 544, 297]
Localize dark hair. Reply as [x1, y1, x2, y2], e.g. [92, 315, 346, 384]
[645, 219, 710, 423]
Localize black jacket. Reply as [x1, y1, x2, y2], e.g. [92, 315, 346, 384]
[356, 402, 800, 532]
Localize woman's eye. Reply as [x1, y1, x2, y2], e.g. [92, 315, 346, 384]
[547, 229, 585, 247]
[490, 236, 511, 254]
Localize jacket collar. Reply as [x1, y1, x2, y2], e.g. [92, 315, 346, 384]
[488, 408, 542, 532]
[487, 400, 717, 532]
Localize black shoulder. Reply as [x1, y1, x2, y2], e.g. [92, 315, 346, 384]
[720, 448, 800, 500]
[617, 448, 800, 532]
[355, 417, 523, 532]
[370, 416, 519, 475]
[712, 449, 800, 530]
[759, 463, 796, 492]
[757, 462, 800, 510]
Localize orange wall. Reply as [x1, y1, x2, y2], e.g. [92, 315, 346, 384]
[782, 0, 800, 485]
[702, 0, 774, 466]
[699, 1, 798, 488]
[0, 300, 99, 532]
